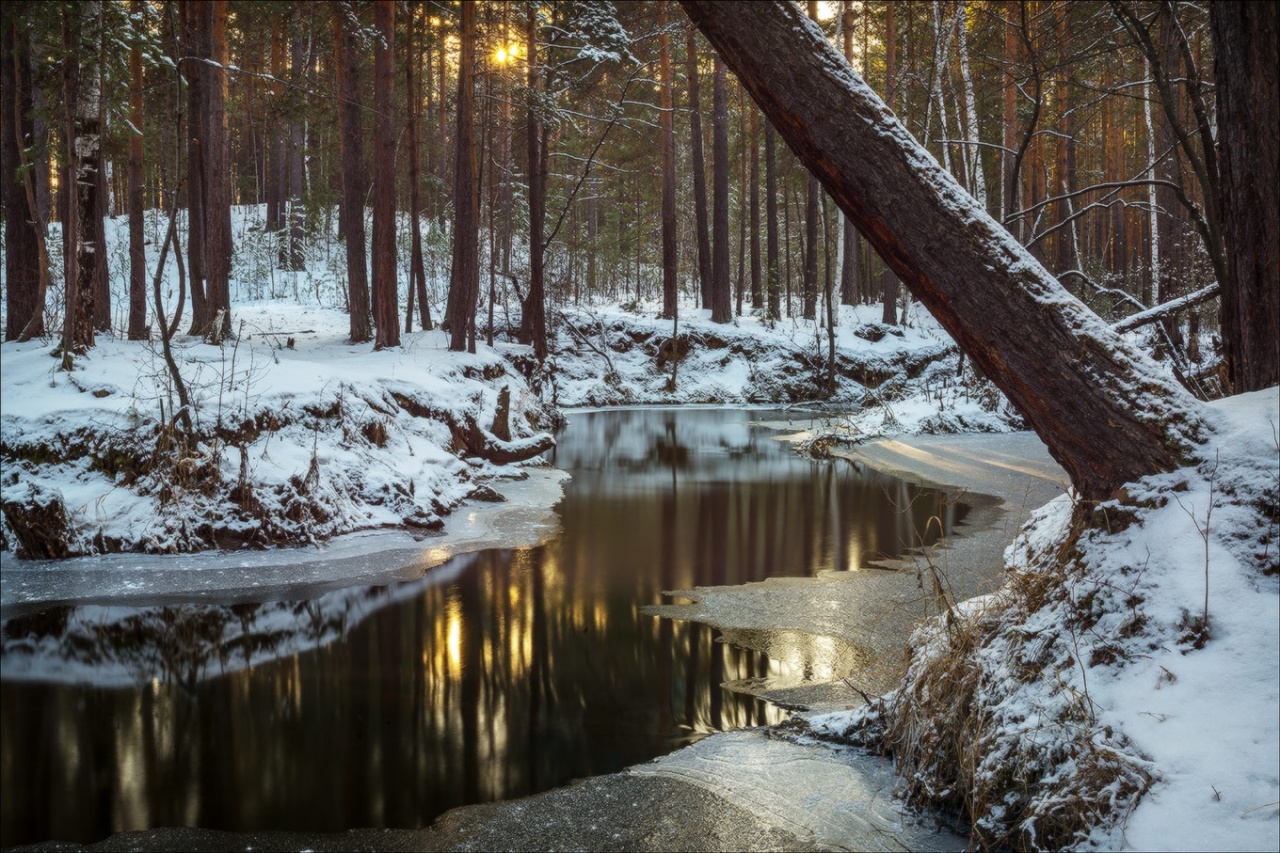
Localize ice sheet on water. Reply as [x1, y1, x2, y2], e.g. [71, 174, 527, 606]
[0, 468, 566, 614]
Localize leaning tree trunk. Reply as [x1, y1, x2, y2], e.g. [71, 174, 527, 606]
[679, 0, 1206, 501]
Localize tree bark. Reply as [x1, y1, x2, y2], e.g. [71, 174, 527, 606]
[709, 54, 732, 323]
[522, 3, 547, 360]
[72, 3, 102, 349]
[1212, 2, 1279, 392]
[679, 0, 1207, 500]
[90, 9, 110, 334]
[265, 14, 284, 234]
[335, 2, 371, 343]
[405, 6, 432, 333]
[127, 0, 147, 340]
[182, 0, 208, 335]
[659, 1, 678, 321]
[686, 28, 712, 309]
[203, 0, 232, 340]
[3, 5, 44, 340]
[764, 122, 780, 321]
[449, 0, 478, 353]
[282, 21, 306, 271]
[371, 0, 399, 349]
[749, 108, 762, 310]
[880, 0, 899, 325]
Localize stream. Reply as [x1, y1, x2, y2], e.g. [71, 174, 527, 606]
[0, 408, 969, 848]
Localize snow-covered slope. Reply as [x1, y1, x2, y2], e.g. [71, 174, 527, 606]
[811, 386, 1279, 851]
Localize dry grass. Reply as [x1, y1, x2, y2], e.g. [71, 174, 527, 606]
[838, 502, 1155, 850]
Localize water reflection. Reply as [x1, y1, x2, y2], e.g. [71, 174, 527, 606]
[0, 408, 965, 846]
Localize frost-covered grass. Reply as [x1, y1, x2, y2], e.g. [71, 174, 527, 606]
[810, 386, 1279, 851]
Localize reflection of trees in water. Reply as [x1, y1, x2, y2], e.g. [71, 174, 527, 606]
[0, 409, 967, 846]
[1, 596, 356, 688]
[0, 542, 781, 845]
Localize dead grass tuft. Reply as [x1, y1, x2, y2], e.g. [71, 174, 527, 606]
[840, 502, 1155, 850]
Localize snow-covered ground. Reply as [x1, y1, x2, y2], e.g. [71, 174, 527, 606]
[811, 385, 1280, 851]
[0, 302, 557, 556]
[545, 299, 1023, 441]
[1, 206, 562, 557]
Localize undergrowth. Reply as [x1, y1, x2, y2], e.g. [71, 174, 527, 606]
[830, 500, 1157, 849]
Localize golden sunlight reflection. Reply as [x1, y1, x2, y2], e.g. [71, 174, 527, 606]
[1, 409, 967, 847]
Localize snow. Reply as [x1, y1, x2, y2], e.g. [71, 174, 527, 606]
[809, 385, 1280, 851]
[2, 206, 557, 558]
[545, 300, 1022, 441]
[4, 199, 1274, 851]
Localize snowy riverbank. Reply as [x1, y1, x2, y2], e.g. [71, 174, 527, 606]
[810, 386, 1279, 851]
[0, 302, 558, 558]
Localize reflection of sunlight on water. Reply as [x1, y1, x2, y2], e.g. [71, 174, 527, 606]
[0, 409, 970, 846]
[446, 593, 463, 675]
[845, 533, 861, 572]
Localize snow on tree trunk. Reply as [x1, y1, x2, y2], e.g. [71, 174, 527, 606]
[679, 0, 1207, 501]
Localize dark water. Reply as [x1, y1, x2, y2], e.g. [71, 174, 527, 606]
[0, 408, 966, 847]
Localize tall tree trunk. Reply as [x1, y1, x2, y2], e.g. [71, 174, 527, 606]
[127, 0, 147, 340]
[765, 123, 780, 322]
[437, 17, 449, 222]
[76, 5, 104, 344]
[523, 3, 546, 360]
[90, 8, 110, 334]
[659, 1, 678, 321]
[1002, 2, 1018, 231]
[203, 0, 232, 340]
[61, 3, 96, 358]
[3, 4, 46, 340]
[265, 14, 284, 234]
[282, 21, 306, 271]
[837, 1, 859, 308]
[405, 5, 431, 332]
[749, 108, 762, 310]
[709, 54, 732, 323]
[371, 0, 399, 349]
[680, 0, 1207, 501]
[957, 0, 986, 212]
[449, 1, 479, 353]
[1212, 2, 1279, 392]
[335, 1, 371, 343]
[686, 28, 712, 309]
[1050, 5, 1077, 275]
[880, 0, 899, 325]
[183, 0, 207, 335]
